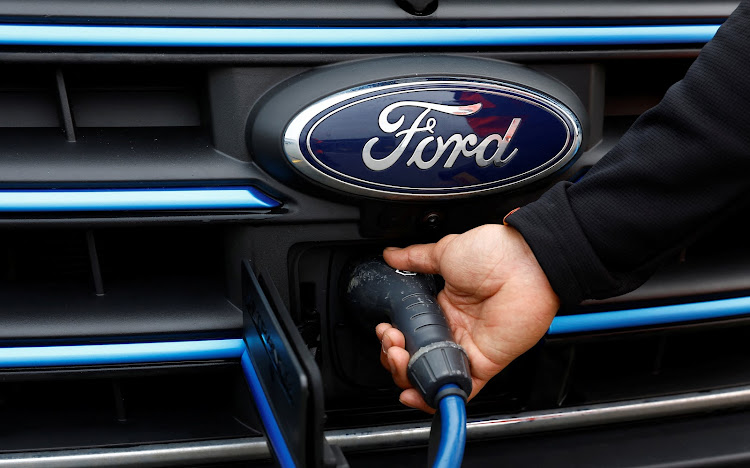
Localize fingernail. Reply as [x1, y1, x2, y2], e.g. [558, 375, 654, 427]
[382, 334, 392, 350]
[384, 247, 400, 251]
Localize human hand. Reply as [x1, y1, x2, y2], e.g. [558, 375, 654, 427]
[375, 224, 559, 413]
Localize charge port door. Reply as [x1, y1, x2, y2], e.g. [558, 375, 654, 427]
[241, 260, 346, 468]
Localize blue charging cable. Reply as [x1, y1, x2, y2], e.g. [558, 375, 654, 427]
[432, 384, 467, 468]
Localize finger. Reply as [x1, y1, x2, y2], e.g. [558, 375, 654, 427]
[376, 323, 393, 370]
[467, 377, 488, 403]
[386, 346, 412, 389]
[375, 322, 391, 341]
[382, 326, 405, 351]
[399, 388, 435, 414]
[379, 325, 405, 371]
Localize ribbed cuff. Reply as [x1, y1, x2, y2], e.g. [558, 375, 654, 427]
[504, 181, 623, 310]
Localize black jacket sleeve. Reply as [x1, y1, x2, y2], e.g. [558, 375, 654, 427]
[505, 1, 750, 309]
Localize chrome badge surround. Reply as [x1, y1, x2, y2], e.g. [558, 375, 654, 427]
[283, 77, 583, 200]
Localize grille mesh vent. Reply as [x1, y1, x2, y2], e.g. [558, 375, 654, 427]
[0, 226, 241, 344]
[0, 65, 202, 135]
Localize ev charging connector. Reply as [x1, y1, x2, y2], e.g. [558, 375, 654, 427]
[343, 257, 472, 408]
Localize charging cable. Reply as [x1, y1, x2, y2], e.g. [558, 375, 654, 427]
[432, 383, 467, 468]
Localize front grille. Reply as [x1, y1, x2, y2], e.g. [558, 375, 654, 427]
[0, 2, 745, 466]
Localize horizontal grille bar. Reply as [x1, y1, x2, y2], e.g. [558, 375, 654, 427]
[0, 438, 264, 468]
[0, 339, 245, 367]
[549, 295, 750, 335]
[326, 384, 750, 452]
[0, 24, 721, 48]
[0, 187, 278, 212]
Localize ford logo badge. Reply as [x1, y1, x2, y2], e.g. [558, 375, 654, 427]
[250, 57, 586, 200]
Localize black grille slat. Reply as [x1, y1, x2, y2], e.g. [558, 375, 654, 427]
[0, 227, 241, 343]
[0, 363, 261, 454]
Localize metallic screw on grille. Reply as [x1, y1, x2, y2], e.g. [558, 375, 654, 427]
[422, 212, 442, 229]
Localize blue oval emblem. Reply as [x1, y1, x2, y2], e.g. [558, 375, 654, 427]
[284, 78, 582, 199]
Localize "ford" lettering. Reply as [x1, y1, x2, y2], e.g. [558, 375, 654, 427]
[362, 101, 521, 171]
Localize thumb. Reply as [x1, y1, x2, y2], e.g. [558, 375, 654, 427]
[382, 244, 440, 274]
[383, 235, 457, 274]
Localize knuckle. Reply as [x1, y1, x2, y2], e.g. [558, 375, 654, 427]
[405, 247, 421, 269]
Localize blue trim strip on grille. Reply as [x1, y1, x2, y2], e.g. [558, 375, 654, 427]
[241, 351, 297, 468]
[548, 296, 750, 335]
[0, 187, 279, 211]
[0, 339, 246, 367]
[0, 24, 721, 47]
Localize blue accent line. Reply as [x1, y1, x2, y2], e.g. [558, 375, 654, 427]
[0, 24, 721, 48]
[549, 296, 750, 335]
[0, 187, 279, 212]
[0, 339, 246, 367]
[241, 351, 296, 468]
